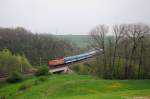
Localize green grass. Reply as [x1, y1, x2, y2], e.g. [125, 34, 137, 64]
[0, 74, 150, 99]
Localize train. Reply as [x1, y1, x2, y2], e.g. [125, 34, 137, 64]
[48, 50, 99, 66]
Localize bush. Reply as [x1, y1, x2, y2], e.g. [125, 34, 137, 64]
[6, 71, 23, 83]
[34, 80, 40, 85]
[38, 76, 48, 82]
[34, 76, 48, 85]
[35, 66, 49, 76]
[18, 83, 31, 91]
[72, 64, 90, 75]
[0, 95, 6, 99]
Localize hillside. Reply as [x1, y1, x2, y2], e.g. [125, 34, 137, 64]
[0, 74, 150, 99]
[57, 35, 114, 48]
[57, 35, 91, 48]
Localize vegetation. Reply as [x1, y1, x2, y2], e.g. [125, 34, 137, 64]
[0, 49, 32, 76]
[6, 71, 23, 83]
[18, 83, 32, 91]
[35, 66, 49, 76]
[0, 74, 150, 99]
[89, 23, 150, 79]
[72, 63, 91, 75]
[37, 76, 48, 82]
[0, 27, 78, 66]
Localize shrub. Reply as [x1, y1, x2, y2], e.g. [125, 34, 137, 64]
[38, 76, 48, 82]
[18, 83, 31, 91]
[0, 95, 6, 99]
[35, 66, 49, 76]
[17, 54, 32, 72]
[72, 64, 90, 75]
[6, 71, 23, 83]
[34, 80, 40, 85]
[34, 76, 48, 85]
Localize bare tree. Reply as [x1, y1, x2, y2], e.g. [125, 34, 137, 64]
[125, 23, 149, 78]
[136, 24, 150, 79]
[89, 23, 150, 79]
[107, 37, 113, 78]
[90, 25, 109, 78]
[111, 25, 125, 77]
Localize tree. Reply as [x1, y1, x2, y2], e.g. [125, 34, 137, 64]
[125, 23, 150, 78]
[0, 27, 78, 66]
[111, 25, 125, 77]
[0, 49, 32, 75]
[90, 25, 109, 78]
[89, 23, 150, 79]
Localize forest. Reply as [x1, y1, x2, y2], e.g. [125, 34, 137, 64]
[0, 27, 80, 77]
[0, 27, 78, 66]
[88, 23, 150, 79]
[0, 23, 150, 80]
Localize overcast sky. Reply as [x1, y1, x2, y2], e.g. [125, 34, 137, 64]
[0, 0, 150, 35]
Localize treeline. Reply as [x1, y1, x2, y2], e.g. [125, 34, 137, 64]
[0, 27, 78, 66]
[0, 49, 32, 76]
[89, 23, 150, 79]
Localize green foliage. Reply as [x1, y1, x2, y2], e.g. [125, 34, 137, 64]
[38, 76, 48, 82]
[16, 54, 32, 70]
[18, 83, 31, 91]
[0, 96, 6, 99]
[18, 76, 48, 91]
[35, 66, 49, 76]
[0, 49, 32, 75]
[34, 76, 49, 85]
[6, 71, 23, 83]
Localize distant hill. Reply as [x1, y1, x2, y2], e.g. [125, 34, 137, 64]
[57, 35, 114, 48]
[57, 35, 91, 48]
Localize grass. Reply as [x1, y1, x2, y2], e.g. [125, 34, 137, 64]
[0, 74, 150, 99]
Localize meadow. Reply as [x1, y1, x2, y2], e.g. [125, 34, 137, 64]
[0, 74, 150, 99]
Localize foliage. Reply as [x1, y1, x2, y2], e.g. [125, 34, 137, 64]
[0, 27, 78, 66]
[18, 76, 48, 91]
[6, 71, 23, 83]
[35, 66, 49, 76]
[38, 76, 48, 82]
[0, 49, 32, 75]
[18, 83, 31, 91]
[0, 96, 6, 99]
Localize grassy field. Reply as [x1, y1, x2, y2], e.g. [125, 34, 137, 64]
[0, 74, 150, 99]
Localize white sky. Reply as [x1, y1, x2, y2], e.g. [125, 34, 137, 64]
[0, 0, 150, 35]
